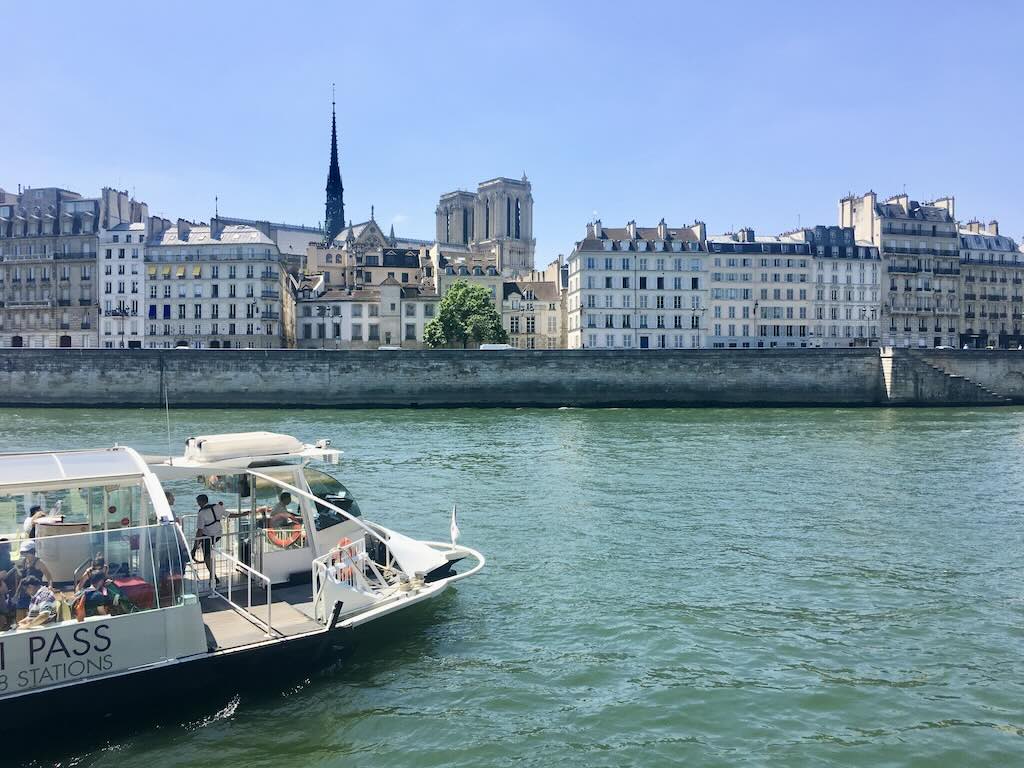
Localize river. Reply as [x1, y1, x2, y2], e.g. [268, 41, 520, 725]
[2, 406, 1022, 767]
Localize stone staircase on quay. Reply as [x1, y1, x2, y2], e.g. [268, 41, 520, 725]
[881, 348, 1013, 405]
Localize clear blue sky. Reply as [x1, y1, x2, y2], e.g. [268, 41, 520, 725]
[4, 1, 1022, 265]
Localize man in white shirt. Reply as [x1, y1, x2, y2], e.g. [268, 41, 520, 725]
[193, 494, 231, 584]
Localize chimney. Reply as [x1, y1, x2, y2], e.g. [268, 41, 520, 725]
[594, 218, 602, 238]
[657, 218, 667, 240]
[626, 220, 637, 240]
[988, 220, 999, 236]
[586, 222, 596, 239]
[176, 218, 191, 241]
[210, 216, 225, 239]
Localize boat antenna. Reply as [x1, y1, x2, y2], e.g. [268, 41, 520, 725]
[164, 376, 173, 465]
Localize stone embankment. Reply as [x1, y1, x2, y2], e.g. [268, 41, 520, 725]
[0, 348, 1020, 408]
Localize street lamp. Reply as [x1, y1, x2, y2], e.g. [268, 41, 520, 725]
[316, 304, 329, 349]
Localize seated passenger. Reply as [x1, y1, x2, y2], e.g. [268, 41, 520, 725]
[268, 492, 301, 527]
[75, 571, 113, 620]
[17, 576, 56, 629]
[0, 578, 13, 631]
[76, 555, 108, 591]
[0, 537, 12, 574]
[7, 541, 54, 621]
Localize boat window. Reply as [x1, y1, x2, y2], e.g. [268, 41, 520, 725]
[1, 482, 147, 539]
[1, 521, 190, 634]
[304, 467, 362, 531]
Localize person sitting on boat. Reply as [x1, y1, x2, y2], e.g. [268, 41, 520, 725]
[75, 571, 113, 619]
[17, 576, 57, 629]
[269, 492, 301, 527]
[0, 576, 13, 631]
[6, 541, 54, 622]
[0, 537, 12, 575]
[76, 555, 108, 591]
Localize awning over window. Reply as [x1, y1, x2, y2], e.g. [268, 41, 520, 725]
[176, 266, 186, 278]
[192, 266, 202, 277]
[161, 266, 171, 277]
[147, 266, 157, 277]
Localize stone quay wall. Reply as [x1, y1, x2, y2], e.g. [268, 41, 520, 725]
[0, 348, 1020, 409]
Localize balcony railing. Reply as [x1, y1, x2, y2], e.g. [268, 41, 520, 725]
[78, 299, 92, 306]
[261, 290, 280, 299]
[888, 265, 920, 274]
[882, 225, 957, 238]
[965, 276, 976, 282]
[964, 293, 977, 300]
[934, 268, 960, 275]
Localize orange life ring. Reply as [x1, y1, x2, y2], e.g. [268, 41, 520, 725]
[267, 517, 302, 548]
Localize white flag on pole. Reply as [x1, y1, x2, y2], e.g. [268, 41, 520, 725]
[450, 503, 460, 545]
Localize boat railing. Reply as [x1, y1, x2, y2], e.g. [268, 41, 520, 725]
[210, 540, 277, 637]
[311, 538, 393, 623]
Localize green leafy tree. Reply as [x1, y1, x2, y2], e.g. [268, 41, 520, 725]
[424, 281, 508, 348]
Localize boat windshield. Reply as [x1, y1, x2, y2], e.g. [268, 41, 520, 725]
[198, 465, 360, 532]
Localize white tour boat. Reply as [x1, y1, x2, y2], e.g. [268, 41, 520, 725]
[0, 431, 484, 722]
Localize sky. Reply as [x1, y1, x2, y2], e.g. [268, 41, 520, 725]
[3, 0, 1023, 266]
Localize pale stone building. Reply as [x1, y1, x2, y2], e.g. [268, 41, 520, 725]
[840, 192, 960, 349]
[958, 220, 1023, 348]
[566, 220, 709, 349]
[145, 218, 293, 348]
[436, 176, 536, 274]
[501, 257, 567, 349]
[98, 221, 148, 348]
[0, 186, 146, 348]
[294, 275, 438, 349]
[706, 230, 813, 348]
[786, 225, 882, 347]
[218, 216, 323, 274]
[305, 216, 433, 292]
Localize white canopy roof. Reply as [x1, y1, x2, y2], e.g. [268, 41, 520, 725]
[0, 447, 149, 491]
[144, 432, 342, 481]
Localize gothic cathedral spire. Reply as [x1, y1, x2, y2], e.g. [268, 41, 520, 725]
[324, 89, 345, 244]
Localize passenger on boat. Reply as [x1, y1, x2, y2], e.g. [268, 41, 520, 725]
[269, 492, 301, 526]
[6, 541, 54, 621]
[0, 537, 12, 574]
[76, 555, 108, 591]
[76, 571, 113, 619]
[193, 495, 241, 584]
[0, 577, 13, 630]
[22, 505, 46, 538]
[16, 576, 56, 629]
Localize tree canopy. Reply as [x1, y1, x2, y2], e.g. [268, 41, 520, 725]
[423, 281, 508, 348]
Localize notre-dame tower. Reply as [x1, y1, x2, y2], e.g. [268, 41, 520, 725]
[435, 175, 535, 274]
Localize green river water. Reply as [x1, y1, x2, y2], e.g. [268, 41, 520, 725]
[2, 406, 1022, 767]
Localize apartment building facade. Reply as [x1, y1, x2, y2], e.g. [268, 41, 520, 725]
[841, 192, 960, 348]
[788, 225, 882, 347]
[705, 230, 812, 348]
[145, 219, 293, 348]
[0, 187, 145, 348]
[98, 221, 148, 348]
[294, 277, 438, 349]
[566, 220, 709, 349]
[958, 220, 1023, 349]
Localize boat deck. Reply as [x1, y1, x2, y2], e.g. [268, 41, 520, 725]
[200, 583, 323, 651]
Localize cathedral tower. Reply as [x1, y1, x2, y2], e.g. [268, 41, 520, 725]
[324, 96, 345, 244]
